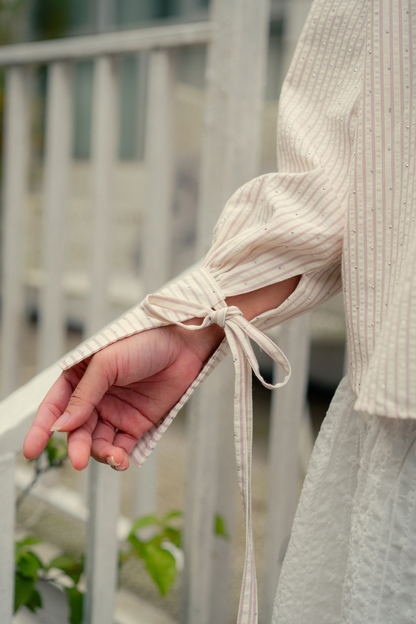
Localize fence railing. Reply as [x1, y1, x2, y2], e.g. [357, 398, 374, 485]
[0, 1, 313, 623]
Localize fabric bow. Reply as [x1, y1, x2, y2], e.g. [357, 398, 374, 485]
[143, 293, 291, 624]
[143, 294, 291, 390]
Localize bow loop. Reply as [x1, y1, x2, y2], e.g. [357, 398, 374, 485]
[209, 307, 228, 327]
[208, 305, 242, 328]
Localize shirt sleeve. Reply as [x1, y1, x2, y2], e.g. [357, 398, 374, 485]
[62, 171, 343, 364]
[60, 170, 343, 459]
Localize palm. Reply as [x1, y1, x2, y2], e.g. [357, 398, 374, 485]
[23, 324, 221, 471]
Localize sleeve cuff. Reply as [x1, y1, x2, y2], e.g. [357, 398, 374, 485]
[60, 267, 226, 370]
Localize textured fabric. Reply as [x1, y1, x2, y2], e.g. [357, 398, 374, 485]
[273, 376, 416, 624]
[279, 0, 416, 416]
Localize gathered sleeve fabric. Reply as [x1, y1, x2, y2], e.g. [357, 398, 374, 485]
[60, 170, 344, 376]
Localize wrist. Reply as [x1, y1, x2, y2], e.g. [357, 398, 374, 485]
[167, 321, 225, 364]
[226, 275, 301, 320]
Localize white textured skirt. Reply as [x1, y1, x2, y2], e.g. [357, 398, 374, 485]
[272, 376, 416, 624]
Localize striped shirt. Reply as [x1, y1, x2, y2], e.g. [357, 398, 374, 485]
[61, 0, 416, 621]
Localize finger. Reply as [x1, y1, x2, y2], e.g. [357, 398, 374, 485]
[91, 419, 131, 470]
[50, 354, 115, 433]
[67, 410, 99, 471]
[90, 420, 137, 470]
[23, 372, 78, 460]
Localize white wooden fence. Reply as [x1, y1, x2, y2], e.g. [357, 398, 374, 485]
[0, 1, 313, 623]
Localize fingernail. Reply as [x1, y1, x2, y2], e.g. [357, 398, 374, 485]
[106, 456, 121, 467]
[110, 465, 126, 472]
[50, 412, 71, 432]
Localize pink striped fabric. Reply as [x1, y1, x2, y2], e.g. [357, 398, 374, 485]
[60, 0, 416, 620]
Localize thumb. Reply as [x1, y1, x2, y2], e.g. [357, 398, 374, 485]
[51, 354, 114, 433]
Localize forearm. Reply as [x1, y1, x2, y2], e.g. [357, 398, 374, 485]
[226, 275, 301, 321]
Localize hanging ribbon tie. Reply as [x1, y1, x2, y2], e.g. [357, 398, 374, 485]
[143, 292, 291, 624]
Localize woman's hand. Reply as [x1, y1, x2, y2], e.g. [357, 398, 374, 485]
[23, 323, 224, 472]
[23, 275, 300, 472]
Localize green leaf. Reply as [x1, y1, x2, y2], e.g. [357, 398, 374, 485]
[45, 438, 68, 467]
[214, 514, 230, 540]
[122, 512, 185, 596]
[65, 586, 84, 624]
[129, 514, 160, 536]
[48, 555, 76, 569]
[48, 555, 84, 585]
[25, 588, 42, 613]
[141, 541, 177, 596]
[14, 574, 36, 612]
[163, 510, 182, 523]
[163, 527, 181, 548]
[16, 551, 44, 579]
[126, 533, 145, 555]
[16, 536, 43, 549]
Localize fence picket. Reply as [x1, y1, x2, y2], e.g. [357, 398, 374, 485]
[262, 313, 311, 623]
[0, 66, 30, 397]
[143, 49, 175, 294]
[87, 55, 118, 336]
[38, 61, 73, 369]
[196, 0, 271, 256]
[0, 452, 15, 624]
[180, 358, 236, 624]
[131, 49, 176, 519]
[84, 461, 121, 624]
[181, 0, 272, 621]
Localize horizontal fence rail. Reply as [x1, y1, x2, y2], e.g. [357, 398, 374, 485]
[0, 22, 213, 66]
